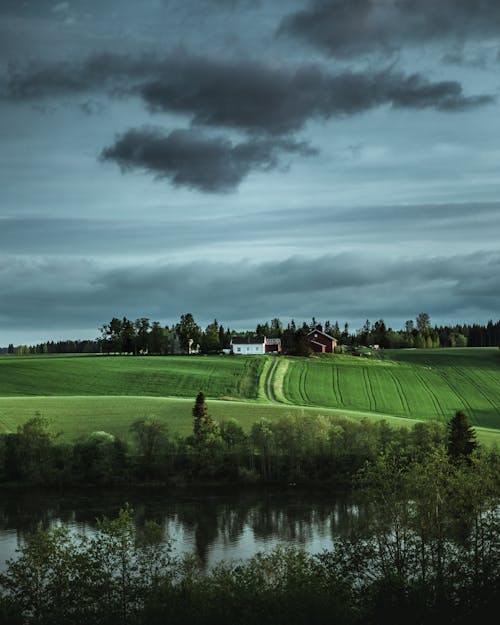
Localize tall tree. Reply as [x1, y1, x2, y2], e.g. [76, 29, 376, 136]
[192, 392, 220, 450]
[149, 322, 165, 354]
[134, 318, 151, 354]
[175, 313, 201, 353]
[416, 312, 431, 333]
[447, 410, 477, 461]
[201, 320, 221, 353]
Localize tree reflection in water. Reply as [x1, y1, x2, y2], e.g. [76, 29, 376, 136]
[0, 487, 362, 570]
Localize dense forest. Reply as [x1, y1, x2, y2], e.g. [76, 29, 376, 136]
[3, 313, 499, 355]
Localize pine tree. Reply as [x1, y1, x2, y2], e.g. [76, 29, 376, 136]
[447, 410, 477, 460]
[192, 391, 220, 448]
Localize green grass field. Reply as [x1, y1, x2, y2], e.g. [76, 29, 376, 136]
[279, 349, 500, 429]
[0, 349, 499, 446]
[0, 354, 263, 400]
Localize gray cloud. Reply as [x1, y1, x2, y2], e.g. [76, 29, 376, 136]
[278, 0, 500, 58]
[2, 202, 499, 255]
[1, 251, 499, 338]
[3, 53, 161, 99]
[100, 126, 315, 192]
[3, 53, 493, 135]
[140, 58, 494, 131]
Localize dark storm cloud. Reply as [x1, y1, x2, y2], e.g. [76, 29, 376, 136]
[1, 251, 499, 332]
[3, 53, 493, 134]
[100, 126, 315, 192]
[278, 0, 500, 58]
[139, 58, 494, 131]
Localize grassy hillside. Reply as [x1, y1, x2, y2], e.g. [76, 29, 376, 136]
[0, 395, 498, 447]
[0, 395, 421, 442]
[279, 349, 500, 429]
[0, 349, 499, 446]
[0, 354, 263, 400]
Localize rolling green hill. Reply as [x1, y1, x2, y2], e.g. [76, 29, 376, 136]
[278, 349, 500, 429]
[0, 354, 263, 400]
[0, 349, 499, 445]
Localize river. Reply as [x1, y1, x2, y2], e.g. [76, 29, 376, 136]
[0, 486, 364, 571]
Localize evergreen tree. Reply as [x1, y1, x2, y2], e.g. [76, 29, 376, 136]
[192, 392, 220, 449]
[447, 410, 477, 460]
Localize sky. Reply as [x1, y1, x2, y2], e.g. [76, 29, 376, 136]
[1, 0, 499, 345]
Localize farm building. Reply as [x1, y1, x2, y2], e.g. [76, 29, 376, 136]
[307, 325, 337, 353]
[231, 336, 282, 354]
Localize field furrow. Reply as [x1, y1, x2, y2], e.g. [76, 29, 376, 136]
[387, 370, 411, 415]
[331, 365, 345, 407]
[411, 368, 446, 419]
[362, 368, 376, 411]
[455, 367, 500, 421]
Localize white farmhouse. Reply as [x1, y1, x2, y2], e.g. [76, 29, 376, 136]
[230, 336, 281, 354]
[231, 336, 266, 354]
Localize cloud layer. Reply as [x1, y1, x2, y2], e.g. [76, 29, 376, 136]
[1, 250, 499, 337]
[279, 0, 500, 57]
[4, 53, 494, 136]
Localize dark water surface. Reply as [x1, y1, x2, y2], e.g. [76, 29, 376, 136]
[0, 486, 363, 571]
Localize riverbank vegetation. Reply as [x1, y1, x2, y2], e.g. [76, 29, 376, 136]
[0, 442, 498, 625]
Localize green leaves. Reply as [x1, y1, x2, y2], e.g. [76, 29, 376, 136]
[0, 505, 173, 625]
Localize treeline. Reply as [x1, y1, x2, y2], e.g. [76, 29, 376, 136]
[3, 313, 499, 356]
[0, 392, 492, 488]
[3, 339, 100, 356]
[356, 314, 500, 349]
[98, 313, 500, 354]
[1, 448, 499, 624]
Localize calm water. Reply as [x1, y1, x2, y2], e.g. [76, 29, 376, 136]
[0, 486, 364, 571]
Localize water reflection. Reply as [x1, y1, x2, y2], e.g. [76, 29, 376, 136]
[0, 487, 363, 570]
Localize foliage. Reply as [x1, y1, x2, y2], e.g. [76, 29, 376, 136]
[191, 391, 222, 475]
[72, 431, 129, 485]
[0, 505, 172, 625]
[447, 410, 477, 461]
[130, 418, 169, 475]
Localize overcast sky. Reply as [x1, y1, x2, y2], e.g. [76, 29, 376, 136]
[1, 0, 499, 344]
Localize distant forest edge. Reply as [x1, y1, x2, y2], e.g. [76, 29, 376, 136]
[2, 312, 500, 355]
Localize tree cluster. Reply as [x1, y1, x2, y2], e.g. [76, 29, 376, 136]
[0, 399, 487, 488]
[99, 314, 232, 355]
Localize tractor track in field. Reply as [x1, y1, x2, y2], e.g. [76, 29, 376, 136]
[362, 368, 377, 412]
[331, 365, 345, 406]
[456, 367, 500, 419]
[387, 370, 411, 415]
[436, 368, 476, 421]
[262, 358, 281, 404]
[413, 368, 446, 418]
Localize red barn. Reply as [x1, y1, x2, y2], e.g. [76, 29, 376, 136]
[307, 325, 337, 353]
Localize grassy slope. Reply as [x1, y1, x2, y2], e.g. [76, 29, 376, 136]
[281, 349, 500, 429]
[0, 350, 499, 446]
[0, 395, 420, 443]
[0, 354, 264, 400]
